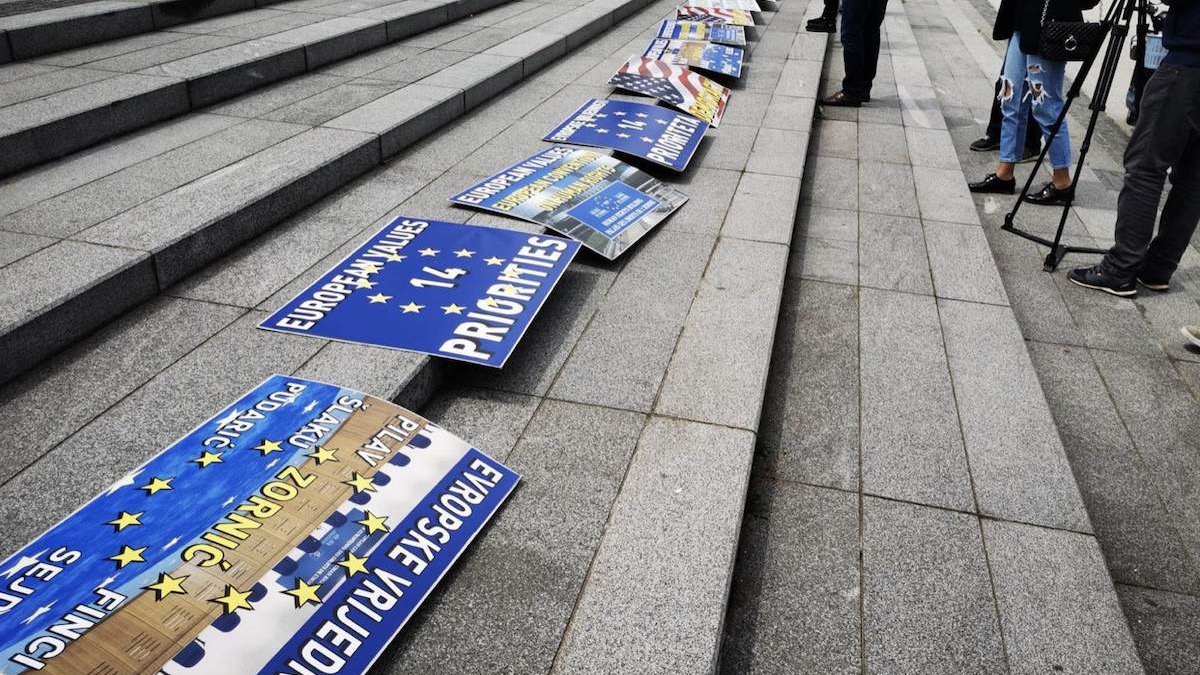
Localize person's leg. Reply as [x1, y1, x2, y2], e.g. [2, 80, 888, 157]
[824, 0, 839, 19]
[1024, 96, 1041, 154]
[995, 38, 1028, 177]
[1098, 65, 1197, 283]
[985, 80, 1004, 140]
[840, 0, 868, 98]
[861, 0, 889, 93]
[1139, 69, 1200, 282]
[1024, 53, 1071, 185]
[970, 37, 1025, 192]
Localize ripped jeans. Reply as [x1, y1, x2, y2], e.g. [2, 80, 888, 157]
[998, 34, 1072, 169]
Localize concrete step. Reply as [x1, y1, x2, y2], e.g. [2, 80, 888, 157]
[0, 1, 824, 673]
[0, 0, 516, 177]
[0, 0, 661, 386]
[0, 0, 259, 64]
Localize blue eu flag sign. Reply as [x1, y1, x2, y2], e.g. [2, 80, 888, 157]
[259, 217, 580, 367]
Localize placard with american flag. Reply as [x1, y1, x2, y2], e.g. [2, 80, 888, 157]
[656, 19, 747, 46]
[609, 57, 730, 127]
[644, 38, 744, 78]
[675, 5, 756, 26]
[0, 375, 519, 675]
[684, 0, 761, 11]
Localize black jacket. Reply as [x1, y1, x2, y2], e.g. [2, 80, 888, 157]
[1162, 0, 1200, 67]
[994, 0, 1101, 56]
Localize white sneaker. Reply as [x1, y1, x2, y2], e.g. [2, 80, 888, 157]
[1182, 325, 1200, 349]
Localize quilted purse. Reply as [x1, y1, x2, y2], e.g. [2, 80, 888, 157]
[1040, 0, 1107, 61]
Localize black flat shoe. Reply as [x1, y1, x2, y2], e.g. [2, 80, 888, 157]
[969, 136, 999, 152]
[1026, 181, 1074, 206]
[968, 173, 1015, 194]
[821, 90, 866, 107]
[806, 16, 836, 32]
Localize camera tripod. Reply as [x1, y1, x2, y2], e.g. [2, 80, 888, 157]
[1002, 0, 1151, 271]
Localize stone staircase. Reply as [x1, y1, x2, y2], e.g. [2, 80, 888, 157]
[0, 0, 825, 671]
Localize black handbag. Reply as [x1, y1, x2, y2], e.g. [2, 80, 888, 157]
[1040, 0, 1107, 61]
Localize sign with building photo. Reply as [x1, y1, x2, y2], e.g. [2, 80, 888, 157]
[644, 38, 744, 78]
[544, 98, 708, 171]
[609, 57, 730, 127]
[675, 6, 756, 26]
[656, 19, 747, 46]
[0, 374, 519, 675]
[450, 145, 688, 260]
[260, 217, 578, 368]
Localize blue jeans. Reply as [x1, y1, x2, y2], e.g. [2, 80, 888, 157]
[998, 34, 1072, 169]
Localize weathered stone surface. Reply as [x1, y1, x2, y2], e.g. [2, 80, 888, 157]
[656, 238, 788, 430]
[863, 498, 1006, 674]
[984, 519, 1145, 675]
[553, 417, 754, 674]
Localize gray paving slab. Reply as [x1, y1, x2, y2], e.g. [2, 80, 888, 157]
[417, 51, 522, 109]
[858, 120, 909, 164]
[745, 127, 809, 178]
[151, 0, 259, 30]
[860, 288, 973, 511]
[1117, 584, 1200, 675]
[76, 126, 378, 286]
[0, 229, 53, 266]
[0, 296, 242, 484]
[720, 479, 860, 675]
[4, 117, 305, 238]
[0, 310, 323, 556]
[81, 32, 243, 72]
[762, 93, 815, 134]
[811, 118, 856, 161]
[1027, 342, 1200, 595]
[0, 240, 156, 385]
[722, 172, 801, 245]
[913, 165, 979, 224]
[656, 238, 788, 430]
[800, 153, 857, 209]
[1091, 352, 1200, 570]
[659, 167, 741, 238]
[0, 1, 152, 59]
[0, 64, 111, 106]
[0, 112, 236, 218]
[858, 212, 933, 294]
[939, 298, 1091, 531]
[143, 38, 305, 106]
[553, 416, 754, 675]
[924, 219, 1008, 305]
[796, 203, 856, 242]
[550, 230, 714, 412]
[757, 280, 859, 490]
[859, 160, 919, 218]
[984, 519, 1145, 675]
[0, 71, 188, 176]
[381, 399, 644, 675]
[203, 70, 348, 117]
[905, 126, 960, 169]
[267, 16, 388, 68]
[789, 235, 857, 285]
[863, 497, 1006, 674]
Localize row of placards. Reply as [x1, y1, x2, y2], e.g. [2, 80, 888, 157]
[0, 3, 773, 674]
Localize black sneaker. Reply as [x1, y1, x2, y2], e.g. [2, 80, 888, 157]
[1026, 181, 1075, 206]
[806, 16, 836, 33]
[1068, 265, 1137, 297]
[1137, 276, 1170, 292]
[970, 136, 1000, 152]
[968, 173, 1015, 194]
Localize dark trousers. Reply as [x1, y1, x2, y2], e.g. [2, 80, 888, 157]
[840, 0, 889, 99]
[1100, 64, 1200, 283]
[986, 80, 1040, 152]
[820, 0, 839, 19]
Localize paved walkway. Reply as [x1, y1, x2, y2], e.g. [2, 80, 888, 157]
[720, 2, 1143, 673]
[908, 0, 1200, 671]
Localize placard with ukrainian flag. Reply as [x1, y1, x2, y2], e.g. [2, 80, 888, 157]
[0, 375, 519, 675]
